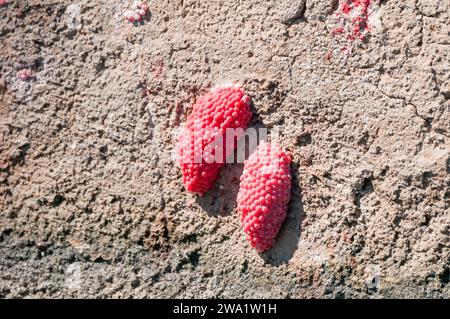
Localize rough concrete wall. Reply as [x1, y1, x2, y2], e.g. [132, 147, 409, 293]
[0, 0, 449, 298]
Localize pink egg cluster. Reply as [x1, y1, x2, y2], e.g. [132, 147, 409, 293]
[330, 0, 377, 43]
[16, 69, 33, 81]
[177, 84, 252, 195]
[124, 1, 149, 24]
[326, 0, 380, 58]
[237, 141, 292, 252]
[0, 0, 9, 6]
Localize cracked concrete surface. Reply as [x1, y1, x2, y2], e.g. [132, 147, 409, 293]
[0, 0, 449, 298]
